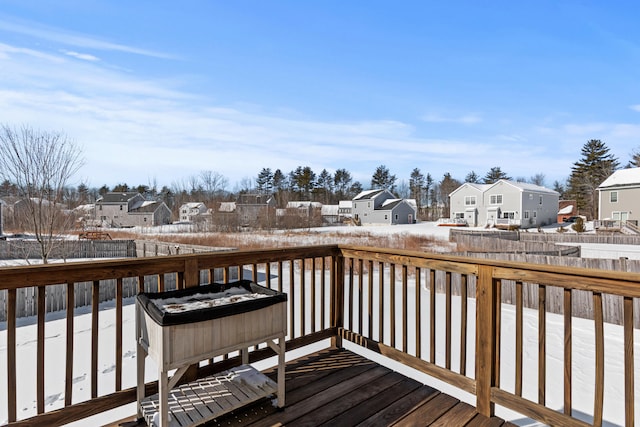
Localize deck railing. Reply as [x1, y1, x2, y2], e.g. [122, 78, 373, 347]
[0, 245, 638, 426]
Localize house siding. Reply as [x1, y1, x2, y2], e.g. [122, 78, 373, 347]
[599, 187, 640, 221]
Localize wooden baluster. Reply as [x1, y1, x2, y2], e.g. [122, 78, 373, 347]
[368, 260, 374, 339]
[300, 259, 306, 336]
[265, 262, 271, 288]
[348, 258, 354, 332]
[358, 259, 364, 335]
[415, 267, 422, 359]
[460, 274, 468, 375]
[290, 260, 295, 339]
[37, 286, 45, 413]
[65, 282, 74, 406]
[593, 292, 604, 427]
[7, 288, 17, 422]
[516, 281, 524, 397]
[402, 265, 408, 353]
[321, 257, 326, 329]
[311, 258, 316, 333]
[430, 269, 436, 364]
[623, 296, 634, 426]
[116, 277, 123, 392]
[91, 280, 100, 399]
[378, 262, 384, 343]
[538, 284, 546, 405]
[563, 287, 572, 414]
[390, 263, 396, 349]
[331, 253, 345, 349]
[445, 271, 452, 370]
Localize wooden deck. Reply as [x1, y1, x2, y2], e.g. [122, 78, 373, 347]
[114, 347, 513, 427]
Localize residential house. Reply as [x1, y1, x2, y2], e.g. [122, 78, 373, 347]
[597, 167, 640, 224]
[449, 180, 559, 229]
[236, 194, 275, 227]
[179, 202, 208, 223]
[352, 189, 417, 225]
[95, 192, 172, 227]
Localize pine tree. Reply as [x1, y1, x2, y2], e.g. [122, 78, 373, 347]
[483, 167, 511, 184]
[465, 171, 481, 183]
[409, 168, 425, 209]
[371, 165, 397, 192]
[567, 139, 619, 219]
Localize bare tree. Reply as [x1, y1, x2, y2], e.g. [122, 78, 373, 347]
[0, 125, 84, 263]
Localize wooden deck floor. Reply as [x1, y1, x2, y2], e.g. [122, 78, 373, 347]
[115, 347, 514, 427]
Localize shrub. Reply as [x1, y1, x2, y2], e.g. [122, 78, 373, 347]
[572, 217, 586, 233]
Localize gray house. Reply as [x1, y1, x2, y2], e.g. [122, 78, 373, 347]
[449, 180, 559, 229]
[95, 192, 172, 227]
[352, 189, 416, 225]
[597, 167, 640, 224]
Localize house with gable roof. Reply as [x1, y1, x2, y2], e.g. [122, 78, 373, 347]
[597, 167, 640, 225]
[95, 192, 171, 227]
[352, 189, 416, 225]
[449, 180, 559, 229]
[179, 202, 208, 223]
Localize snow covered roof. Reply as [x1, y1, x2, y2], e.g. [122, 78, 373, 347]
[558, 205, 574, 215]
[286, 201, 322, 209]
[218, 202, 236, 212]
[321, 205, 339, 215]
[338, 200, 352, 208]
[449, 182, 491, 197]
[353, 189, 386, 200]
[98, 192, 141, 203]
[180, 202, 205, 209]
[598, 167, 640, 189]
[488, 180, 558, 195]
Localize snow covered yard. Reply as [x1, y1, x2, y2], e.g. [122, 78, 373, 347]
[1, 222, 640, 426]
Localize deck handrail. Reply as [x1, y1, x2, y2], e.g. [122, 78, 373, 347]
[0, 244, 637, 426]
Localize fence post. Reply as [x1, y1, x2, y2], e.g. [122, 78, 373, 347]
[331, 251, 345, 348]
[476, 264, 497, 416]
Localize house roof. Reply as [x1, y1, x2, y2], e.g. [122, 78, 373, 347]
[130, 201, 165, 214]
[449, 182, 491, 197]
[558, 205, 574, 215]
[218, 202, 236, 212]
[598, 167, 640, 189]
[98, 192, 141, 203]
[180, 202, 205, 209]
[353, 189, 386, 200]
[338, 200, 352, 208]
[286, 201, 322, 209]
[321, 205, 339, 215]
[487, 180, 558, 195]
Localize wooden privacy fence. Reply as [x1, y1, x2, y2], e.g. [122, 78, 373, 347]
[0, 246, 638, 426]
[135, 240, 236, 257]
[0, 240, 136, 260]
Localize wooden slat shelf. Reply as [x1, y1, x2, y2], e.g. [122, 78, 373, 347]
[139, 365, 277, 427]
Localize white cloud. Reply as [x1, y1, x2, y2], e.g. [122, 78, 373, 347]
[61, 50, 99, 62]
[421, 113, 482, 124]
[630, 105, 640, 112]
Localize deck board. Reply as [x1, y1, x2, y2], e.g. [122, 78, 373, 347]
[112, 347, 512, 427]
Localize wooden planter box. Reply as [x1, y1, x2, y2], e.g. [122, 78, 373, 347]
[136, 280, 287, 427]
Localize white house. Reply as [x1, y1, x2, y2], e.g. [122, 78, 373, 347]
[597, 167, 640, 224]
[352, 189, 417, 225]
[178, 202, 208, 223]
[449, 180, 559, 229]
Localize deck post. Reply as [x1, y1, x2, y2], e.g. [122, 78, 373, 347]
[331, 252, 345, 348]
[476, 264, 497, 417]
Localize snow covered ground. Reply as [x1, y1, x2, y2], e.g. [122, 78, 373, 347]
[1, 222, 639, 426]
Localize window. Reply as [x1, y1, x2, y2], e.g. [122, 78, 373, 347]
[539, 195, 543, 205]
[529, 194, 533, 200]
[464, 196, 476, 206]
[490, 194, 503, 204]
[524, 211, 530, 219]
[120, 204, 123, 211]
[502, 212, 515, 219]
[533, 211, 537, 218]
[610, 191, 618, 203]
[394, 214, 399, 220]
[455, 212, 464, 219]
[384, 214, 388, 220]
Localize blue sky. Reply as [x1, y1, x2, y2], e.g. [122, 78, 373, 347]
[1, 1, 640, 191]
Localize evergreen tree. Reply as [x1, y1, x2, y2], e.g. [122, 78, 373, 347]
[553, 179, 567, 199]
[627, 148, 640, 168]
[371, 165, 397, 192]
[256, 168, 274, 194]
[439, 173, 462, 218]
[465, 171, 481, 183]
[316, 169, 333, 203]
[424, 173, 434, 219]
[409, 168, 425, 209]
[568, 139, 619, 219]
[334, 168, 353, 200]
[483, 167, 510, 184]
[291, 166, 316, 199]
